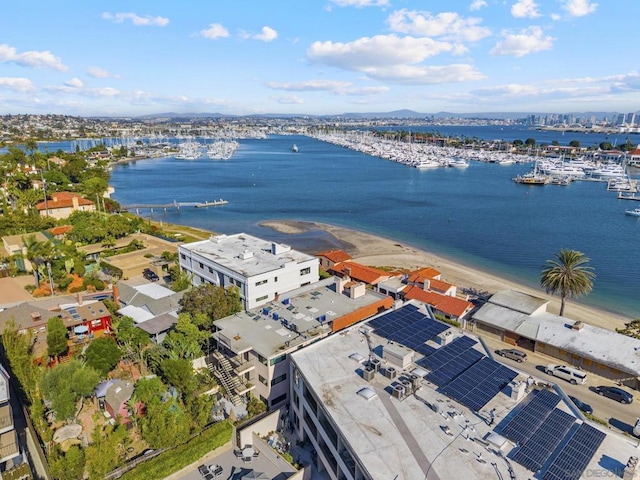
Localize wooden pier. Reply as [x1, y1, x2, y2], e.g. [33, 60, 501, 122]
[121, 199, 228, 212]
[617, 192, 640, 202]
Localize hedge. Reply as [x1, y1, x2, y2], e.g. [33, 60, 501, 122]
[118, 421, 233, 480]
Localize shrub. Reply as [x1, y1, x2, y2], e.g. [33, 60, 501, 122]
[24, 284, 36, 293]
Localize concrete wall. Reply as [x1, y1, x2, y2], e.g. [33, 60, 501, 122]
[236, 409, 281, 448]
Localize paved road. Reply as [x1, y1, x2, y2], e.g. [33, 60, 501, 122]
[483, 336, 640, 437]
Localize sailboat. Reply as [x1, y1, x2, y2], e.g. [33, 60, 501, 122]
[291, 144, 298, 153]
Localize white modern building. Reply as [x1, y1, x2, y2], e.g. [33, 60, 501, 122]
[288, 303, 639, 480]
[178, 233, 319, 310]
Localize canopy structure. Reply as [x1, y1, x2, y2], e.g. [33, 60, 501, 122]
[73, 324, 89, 334]
[240, 472, 269, 480]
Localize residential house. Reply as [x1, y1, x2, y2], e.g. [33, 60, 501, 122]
[36, 192, 95, 220]
[104, 379, 134, 424]
[178, 233, 319, 310]
[2, 231, 51, 272]
[316, 249, 351, 271]
[402, 286, 473, 323]
[329, 261, 392, 290]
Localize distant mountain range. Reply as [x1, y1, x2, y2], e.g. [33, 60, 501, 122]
[132, 110, 619, 121]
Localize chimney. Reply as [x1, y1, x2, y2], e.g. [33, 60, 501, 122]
[112, 283, 120, 307]
[72, 196, 79, 208]
[77, 292, 83, 305]
[423, 279, 431, 291]
[31, 312, 42, 322]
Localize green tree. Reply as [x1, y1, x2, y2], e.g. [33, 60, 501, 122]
[113, 316, 150, 363]
[160, 358, 195, 398]
[46, 316, 68, 360]
[162, 313, 208, 360]
[616, 319, 640, 339]
[525, 138, 536, 147]
[139, 398, 190, 448]
[84, 337, 122, 376]
[599, 141, 613, 150]
[178, 284, 242, 327]
[1, 320, 40, 403]
[39, 360, 101, 422]
[540, 249, 596, 316]
[569, 140, 581, 148]
[50, 445, 86, 480]
[85, 424, 129, 480]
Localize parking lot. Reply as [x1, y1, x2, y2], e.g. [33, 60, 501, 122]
[483, 335, 640, 436]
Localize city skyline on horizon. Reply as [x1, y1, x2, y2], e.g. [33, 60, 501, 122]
[2, 1, 640, 117]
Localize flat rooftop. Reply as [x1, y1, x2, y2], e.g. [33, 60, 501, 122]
[291, 304, 639, 480]
[213, 277, 387, 359]
[180, 233, 317, 277]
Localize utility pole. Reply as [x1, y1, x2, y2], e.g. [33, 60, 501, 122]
[40, 169, 48, 213]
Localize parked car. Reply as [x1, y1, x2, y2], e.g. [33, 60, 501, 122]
[594, 386, 633, 404]
[545, 364, 587, 385]
[495, 348, 527, 362]
[568, 395, 593, 415]
[143, 268, 159, 282]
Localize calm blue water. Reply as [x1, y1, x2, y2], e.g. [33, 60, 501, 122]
[109, 131, 640, 319]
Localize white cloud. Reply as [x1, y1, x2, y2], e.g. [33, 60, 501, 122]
[330, 0, 390, 7]
[387, 9, 491, 42]
[266, 80, 390, 96]
[201, 23, 230, 40]
[240, 26, 278, 42]
[0, 44, 67, 71]
[490, 26, 554, 57]
[253, 26, 278, 42]
[271, 94, 304, 104]
[102, 12, 169, 27]
[307, 35, 485, 84]
[0, 77, 34, 92]
[561, 0, 598, 17]
[511, 0, 541, 18]
[469, 0, 487, 11]
[65, 78, 83, 88]
[87, 66, 115, 78]
[308, 35, 457, 70]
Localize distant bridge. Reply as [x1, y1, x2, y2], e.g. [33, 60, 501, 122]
[121, 199, 228, 211]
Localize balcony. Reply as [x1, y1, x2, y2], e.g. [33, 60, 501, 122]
[231, 357, 256, 376]
[0, 430, 20, 464]
[0, 403, 13, 434]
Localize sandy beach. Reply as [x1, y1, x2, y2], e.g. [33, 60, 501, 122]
[259, 219, 634, 332]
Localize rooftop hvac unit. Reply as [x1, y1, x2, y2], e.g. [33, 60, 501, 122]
[262, 308, 270, 315]
[290, 323, 298, 333]
[273, 312, 279, 321]
[401, 379, 412, 392]
[410, 373, 421, 390]
[363, 366, 375, 381]
[282, 319, 289, 327]
[283, 298, 290, 305]
[318, 314, 327, 323]
[370, 358, 381, 373]
[392, 384, 405, 399]
[384, 367, 397, 379]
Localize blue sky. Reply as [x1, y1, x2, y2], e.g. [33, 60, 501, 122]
[1, 0, 638, 117]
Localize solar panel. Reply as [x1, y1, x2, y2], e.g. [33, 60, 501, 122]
[421, 336, 477, 370]
[542, 423, 606, 480]
[500, 389, 562, 445]
[415, 344, 436, 357]
[368, 305, 448, 352]
[426, 348, 484, 386]
[441, 358, 518, 411]
[511, 408, 576, 472]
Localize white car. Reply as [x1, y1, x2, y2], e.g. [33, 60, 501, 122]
[545, 364, 587, 385]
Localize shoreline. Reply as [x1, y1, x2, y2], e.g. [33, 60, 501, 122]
[258, 219, 634, 332]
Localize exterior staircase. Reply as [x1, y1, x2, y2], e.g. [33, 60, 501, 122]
[210, 351, 244, 407]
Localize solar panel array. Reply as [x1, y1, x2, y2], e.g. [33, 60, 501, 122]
[511, 408, 576, 472]
[542, 423, 606, 480]
[421, 336, 477, 370]
[426, 348, 484, 386]
[440, 357, 518, 411]
[500, 389, 561, 445]
[368, 304, 448, 352]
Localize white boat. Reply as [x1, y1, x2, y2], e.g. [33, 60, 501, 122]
[291, 144, 298, 153]
[413, 159, 440, 169]
[448, 158, 469, 168]
[625, 207, 640, 217]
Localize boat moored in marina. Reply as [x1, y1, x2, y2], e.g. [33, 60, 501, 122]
[291, 144, 298, 152]
[625, 207, 640, 217]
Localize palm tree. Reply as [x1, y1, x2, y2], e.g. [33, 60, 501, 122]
[540, 249, 595, 316]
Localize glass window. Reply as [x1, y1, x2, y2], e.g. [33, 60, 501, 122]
[300, 267, 311, 275]
[271, 373, 287, 386]
[270, 354, 286, 366]
[256, 295, 268, 302]
[255, 279, 268, 286]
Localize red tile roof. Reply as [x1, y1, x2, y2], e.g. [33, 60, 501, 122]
[317, 249, 352, 263]
[36, 192, 94, 211]
[48, 225, 73, 236]
[404, 286, 473, 318]
[428, 278, 454, 294]
[332, 261, 390, 285]
[406, 266, 441, 284]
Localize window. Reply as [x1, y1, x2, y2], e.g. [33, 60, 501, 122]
[257, 353, 267, 366]
[208, 267, 213, 273]
[180, 253, 186, 260]
[300, 267, 311, 275]
[199, 262, 204, 269]
[270, 354, 286, 366]
[271, 393, 287, 406]
[274, 276, 278, 282]
[255, 279, 267, 286]
[258, 375, 268, 386]
[271, 373, 287, 386]
[256, 295, 268, 302]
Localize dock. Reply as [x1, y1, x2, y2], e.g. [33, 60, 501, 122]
[121, 199, 228, 212]
[618, 192, 640, 202]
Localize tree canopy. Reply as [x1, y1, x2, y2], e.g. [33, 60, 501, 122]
[46, 316, 68, 359]
[540, 249, 595, 316]
[84, 337, 122, 376]
[178, 284, 242, 327]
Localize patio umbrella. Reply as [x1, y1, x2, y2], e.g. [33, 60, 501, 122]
[240, 471, 269, 480]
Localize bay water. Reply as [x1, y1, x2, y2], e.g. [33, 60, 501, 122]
[109, 130, 640, 319]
